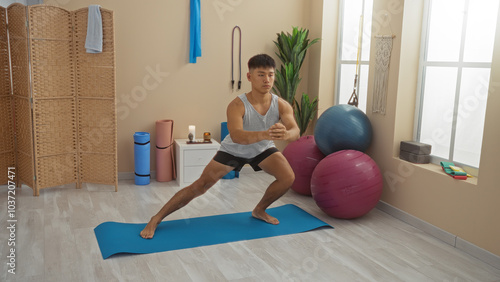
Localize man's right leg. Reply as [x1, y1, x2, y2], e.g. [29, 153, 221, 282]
[140, 159, 234, 239]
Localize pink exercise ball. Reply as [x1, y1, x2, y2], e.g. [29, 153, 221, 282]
[283, 135, 325, 196]
[311, 150, 383, 219]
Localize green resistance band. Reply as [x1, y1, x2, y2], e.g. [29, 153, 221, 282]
[440, 161, 468, 180]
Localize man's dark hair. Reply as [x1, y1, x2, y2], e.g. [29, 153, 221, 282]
[248, 54, 276, 71]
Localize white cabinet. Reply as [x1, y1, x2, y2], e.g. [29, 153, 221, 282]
[175, 139, 220, 187]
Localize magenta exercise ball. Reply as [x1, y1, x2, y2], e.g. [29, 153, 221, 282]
[311, 150, 383, 219]
[283, 135, 325, 196]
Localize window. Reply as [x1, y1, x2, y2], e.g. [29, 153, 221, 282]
[336, 0, 373, 112]
[416, 0, 499, 169]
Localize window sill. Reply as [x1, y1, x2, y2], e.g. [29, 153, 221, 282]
[395, 157, 478, 186]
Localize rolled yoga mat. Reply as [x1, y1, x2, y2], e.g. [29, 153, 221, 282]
[94, 204, 333, 259]
[155, 120, 176, 182]
[221, 122, 238, 179]
[134, 132, 150, 185]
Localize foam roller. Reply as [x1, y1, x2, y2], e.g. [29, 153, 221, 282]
[134, 132, 150, 185]
[221, 122, 238, 179]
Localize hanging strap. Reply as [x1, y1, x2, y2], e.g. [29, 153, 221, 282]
[134, 141, 150, 146]
[348, 16, 363, 108]
[347, 74, 359, 107]
[156, 143, 173, 150]
[134, 172, 151, 178]
[347, 92, 359, 107]
[231, 26, 242, 90]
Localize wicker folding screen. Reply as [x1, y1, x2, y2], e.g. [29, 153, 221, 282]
[29, 6, 78, 193]
[8, 4, 35, 190]
[4, 4, 117, 196]
[73, 8, 117, 190]
[0, 7, 15, 186]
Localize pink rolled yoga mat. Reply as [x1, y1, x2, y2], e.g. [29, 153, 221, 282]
[156, 120, 176, 182]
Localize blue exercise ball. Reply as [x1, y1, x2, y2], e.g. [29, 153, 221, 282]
[314, 104, 372, 155]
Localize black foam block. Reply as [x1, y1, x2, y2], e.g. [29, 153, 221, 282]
[399, 150, 430, 164]
[400, 141, 432, 155]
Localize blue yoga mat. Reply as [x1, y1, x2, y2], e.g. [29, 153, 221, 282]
[94, 204, 332, 259]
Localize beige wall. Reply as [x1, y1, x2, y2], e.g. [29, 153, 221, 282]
[51, 0, 312, 171]
[51, 0, 500, 256]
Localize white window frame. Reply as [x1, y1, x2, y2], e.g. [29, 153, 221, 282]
[414, 0, 496, 173]
[335, 0, 372, 112]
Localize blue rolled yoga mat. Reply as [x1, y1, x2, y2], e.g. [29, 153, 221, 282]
[134, 132, 150, 185]
[94, 204, 333, 259]
[221, 122, 238, 179]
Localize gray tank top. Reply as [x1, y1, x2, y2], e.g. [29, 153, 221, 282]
[219, 93, 280, 158]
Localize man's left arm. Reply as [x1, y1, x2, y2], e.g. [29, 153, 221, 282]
[268, 98, 300, 142]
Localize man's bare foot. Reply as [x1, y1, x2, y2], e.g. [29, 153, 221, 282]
[252, 209, 279, 225]
[140, 216, 161, 239]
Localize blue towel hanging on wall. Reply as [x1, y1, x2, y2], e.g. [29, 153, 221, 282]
[85, 5, 102, 53]
[189, 0, 201, 63]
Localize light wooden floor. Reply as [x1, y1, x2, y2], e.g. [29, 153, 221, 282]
[1, 171, 500, 282]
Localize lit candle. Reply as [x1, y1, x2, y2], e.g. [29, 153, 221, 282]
[189, 125, 196, 139]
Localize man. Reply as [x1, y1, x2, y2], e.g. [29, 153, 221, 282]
[140, 54, 300, 239]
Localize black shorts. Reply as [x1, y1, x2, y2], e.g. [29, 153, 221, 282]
[213, 147, 279, 172]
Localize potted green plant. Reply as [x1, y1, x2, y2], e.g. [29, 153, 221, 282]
[273, 27, 319, 136]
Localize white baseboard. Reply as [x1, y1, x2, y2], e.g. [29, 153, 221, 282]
[455, 237, 500, 270]
[376, 201, 456, 246]
[376, 201, 500, 270]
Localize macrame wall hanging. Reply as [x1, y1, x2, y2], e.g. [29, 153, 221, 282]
[372, 35, 394, 115]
